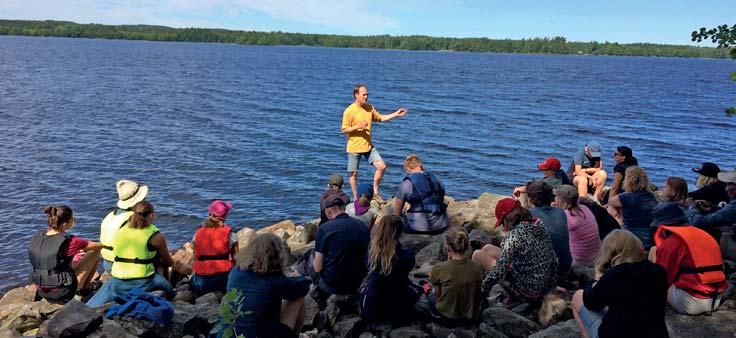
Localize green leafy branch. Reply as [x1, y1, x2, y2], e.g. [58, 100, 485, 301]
[209, 288, 251, 338]
[692, 24, 736, 116]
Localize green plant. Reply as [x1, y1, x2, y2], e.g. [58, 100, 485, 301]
[209, 288, 250, 338]
[692, 24, 736, 116]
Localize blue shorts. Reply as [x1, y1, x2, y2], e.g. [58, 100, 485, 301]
[578, 305, 606, 338]
[347, 148, 382, 173]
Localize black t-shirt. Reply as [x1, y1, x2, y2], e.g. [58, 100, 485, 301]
[315, 213, 369, 294]
[583, 260, 669, 338]
[689, 181, 730, 206]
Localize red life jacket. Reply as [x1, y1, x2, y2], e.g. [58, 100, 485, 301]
[654, 225, 725, 284]
[193, 226, 234, 275]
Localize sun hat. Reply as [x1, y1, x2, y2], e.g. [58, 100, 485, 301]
[116, 180, 148, 209]
[586, 141, 602, 158]
[717, 169, 736, 184]
[328, 173, 344, 188]
[693, 162, 721, 178]
[495, 198, 521, 228]
[321, 189, 349, 210]
[553, 185, 578, 203]
[537, 157, 562, 171]
[651, 202, 687, 226]
[357, 183, 374, 200]
[209, 200, 233, 219]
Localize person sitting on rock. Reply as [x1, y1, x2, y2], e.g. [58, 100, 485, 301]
[393, 154, 448, 235]
[360, 215, 422, 324]
[472, 199, 558, 307]
[99, 179, 148, 273]
[686, 169, 736, 238]
[526, 181, 572, 280]
[319, 173, 349, 225]
[567, 141, 607, 202]
[29, 205, 102, 302]
[428, 228, 485, 323]
[608, 146, 638, 198]
[190, 200, 238, 298]
[309, 189, 370, 310]
[607, 166, 659, 249]
[554, 185, 601, 270]
[648, 202, 728, 315]
[689, 162, 730, 206]
[346, 183, 379, 228]
[659, 176, 689, 207]
[87, 201, 174, 307]
[513, 157, 572, 208]
[223, 233, 310, 338]
[572, 229, 668, 338]
[578, 197, 620, 241]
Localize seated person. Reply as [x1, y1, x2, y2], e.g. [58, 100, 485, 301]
[429, 229, 485, 323]
[689, 162, 730, 206]
[190, 200, 238, 298]
[554, 185, 601, 268]
[608, 146, 638, 198]
[572, 229, 668, 338]
[473, 199, 558, 306]
[687, 169, 736, 236]
[310, 190, 370, 309]
[568, 141, 607, 202]
[607, 166, 658, 249]
[223, 233, 310, 338]
[100, 179, 148, 273]
[87, 201, 174, 307]
[393, 154, 448, 234]
[360, 216, 421, 324]
[346, 183, 379, 228]
[650, 202, 728, 315]
[526, 181, 572, 279]
[659, 176, 688, 207]
[29, 205, 102, 302]
[513, 157, 572, 208]
[578, 197, 620, 240]
[320, 174, 349, 225]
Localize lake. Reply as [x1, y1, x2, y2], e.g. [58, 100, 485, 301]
[0, 35, 734, 291]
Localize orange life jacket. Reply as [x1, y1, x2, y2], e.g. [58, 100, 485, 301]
[193, 226, 234, 276]
[654, 225, 725, 284]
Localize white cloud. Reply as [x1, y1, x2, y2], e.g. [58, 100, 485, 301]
[0, 0, 399, 33]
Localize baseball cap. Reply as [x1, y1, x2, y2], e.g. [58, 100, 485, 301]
[586, 141, 602, 158]
[327, 173, 344, 188]
[537, 157, 562, 171]
[692, 162, 720, 178]
[495, 198, 521, 228]
[320, 189, 349, 210]
[717, 169, 736, 184]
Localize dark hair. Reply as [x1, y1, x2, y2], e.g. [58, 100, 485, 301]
[503, 206, 533, 231]
[445, 228, 469, 254]
[44, 205, 73, 230]
[617, 146, 638, 166]
[238, 233, 285, 274]
[353, 84, 366, 97]
[129, 201, 154, 229]
[526, 181, 554, 206]
[203, 215, 223, 228]
[664, 176, 688, 203]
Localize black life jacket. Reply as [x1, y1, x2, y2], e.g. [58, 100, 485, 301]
[28, 230, 75, 288]
[404, 172, 446, 215]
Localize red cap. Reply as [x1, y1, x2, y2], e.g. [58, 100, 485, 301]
[537, 157, 561, 171]
[209, 200, 233, 219]
[495, 198, 521, 228]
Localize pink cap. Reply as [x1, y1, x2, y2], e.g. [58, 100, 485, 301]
[208, 200, 233, 219]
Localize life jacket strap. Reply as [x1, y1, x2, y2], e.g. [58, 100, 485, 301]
[196, 254, 231, 261]
[102, 245, 113, 251]
[680, 264, 724, 274]
[114, 257, 155, 264]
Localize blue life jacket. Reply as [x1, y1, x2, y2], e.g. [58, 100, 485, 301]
[404, 172, 446, 215]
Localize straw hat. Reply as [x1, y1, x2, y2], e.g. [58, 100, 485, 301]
[116, 180, 148, 209]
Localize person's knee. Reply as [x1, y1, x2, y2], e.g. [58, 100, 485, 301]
[572, 289, 584, 311]
[349, 171, 358, 179]
[374, 161, 387, 171]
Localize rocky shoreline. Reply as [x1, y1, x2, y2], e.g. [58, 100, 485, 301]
[1, 193, 735, 338]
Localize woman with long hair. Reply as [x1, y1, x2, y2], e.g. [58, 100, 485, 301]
[660, 176, 688, 207]
[572, 230, 668, 338]
[609, 146, 638, 197]
[224, 233, 310, 338]
[607, 166, 659, 249]
[360, 215, 421, 324]
[190, 200, 238, 297]
[87, 201, 174, 307]
[29, 205, 102, 302]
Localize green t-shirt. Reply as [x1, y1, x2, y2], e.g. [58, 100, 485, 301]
[429, 257, 485, 319]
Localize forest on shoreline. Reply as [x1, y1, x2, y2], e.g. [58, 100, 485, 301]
[0, 19, 730, 59]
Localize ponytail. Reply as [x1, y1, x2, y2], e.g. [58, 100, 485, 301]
[445, 228, 468, 254]
[44, 205, 73, 230]
[128, 201, 154, 229]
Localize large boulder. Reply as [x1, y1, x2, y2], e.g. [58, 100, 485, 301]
[666, 306, 736, 338]
[258, 220, 297, 237]
[38, 300, 103, 338]
[0, 285, 36, 307]
[0, 298, 63, 334]
[87, 319, 138, 338]
[171, 245, 194, 276]
[236, 227, 257, 251]
[332, 315, 366, 338]
[194, 293, 220, 307]
[483, 307, 541, 338]
[387, 326, 430, 338]
[528, 319, 580, 338]
[479, 323, 510, 338]
[150, 301, 216, 338]
[425, 322, 477, 338]
[468, 228, 503, 250]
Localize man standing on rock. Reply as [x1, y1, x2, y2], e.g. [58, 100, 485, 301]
[342, 84, 408, 202]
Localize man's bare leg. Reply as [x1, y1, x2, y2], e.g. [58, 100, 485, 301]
[372, 160, 387, 200]
[573, 176, 589, 198]
[348, 171, 359, 202]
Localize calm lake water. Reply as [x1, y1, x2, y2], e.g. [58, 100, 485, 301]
[0, 35, 734, 291]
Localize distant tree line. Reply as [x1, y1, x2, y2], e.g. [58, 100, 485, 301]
[0, 19, 730, 59]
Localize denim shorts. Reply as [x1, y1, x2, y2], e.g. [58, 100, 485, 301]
[578, 305, 606, 338]
[347, 148, 382, 172]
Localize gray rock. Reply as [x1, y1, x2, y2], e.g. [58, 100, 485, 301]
[315, 301, 341, 331]
[0, 328, 20, 338]
[332, 315, 366, 338]
[528, 319, 580, 338]
[0, 285, 36, 307]
[468, 228, 498, 251]
[483, 307, 541, 338]
[666, 306, 736, 338]
[402, 234, 440, 256]
[478, 323, 509, 338]
[87, 318, 138, 338]
[387, 326, 430, 338]
[195, 292, 219, 306]
[414, 242, 441, 269]
[304, 294, 319, 328]
[358, 332, 378, 338]
[173, 290, 193, 303]
[39, 300, 103, 338]
[0, 298, 64, 334]
[150, 301, 213, 338]
[426, 322, 477, 338]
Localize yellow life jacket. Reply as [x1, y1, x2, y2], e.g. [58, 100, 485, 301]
[111, 224, 159, 280]
[100, 209, 134, 262]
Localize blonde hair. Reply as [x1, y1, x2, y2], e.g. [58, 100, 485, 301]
[368, 216, 403, 276]
[696, 175, 719, 189]
[623, 166, 649, 192]
[238, 233, 286, 274]
[595, 229, 646, 279]
[403, 155, 422, 172]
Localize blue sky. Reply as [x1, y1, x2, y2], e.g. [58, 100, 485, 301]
[1, 0, 733, 45]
